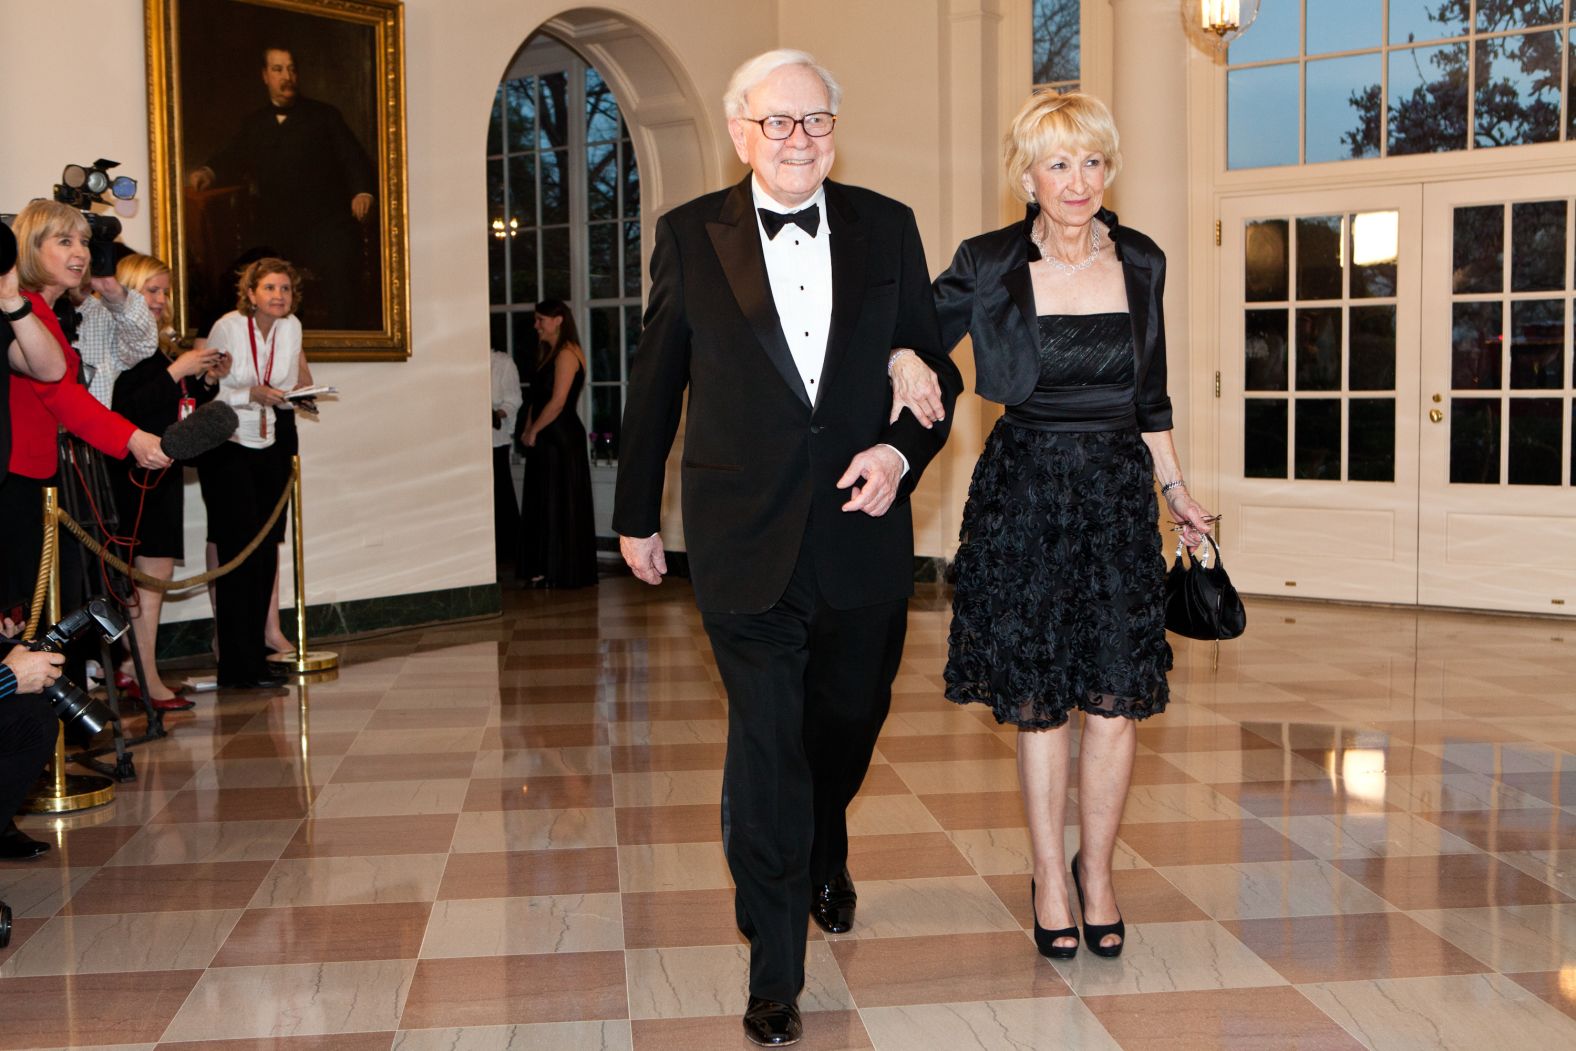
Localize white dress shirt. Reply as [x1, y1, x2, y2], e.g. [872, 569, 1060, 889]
[491, 349, 523, 448]
[206, 310, 304, 449]
[75, 291, 160, 407]
[752, 178, 832, 404]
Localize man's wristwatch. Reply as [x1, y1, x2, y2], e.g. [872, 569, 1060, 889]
[1, 298, 33, 322]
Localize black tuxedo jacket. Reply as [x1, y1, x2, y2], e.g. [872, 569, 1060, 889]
[933, 205, 1174, 431]
[614, 176, 963, 614]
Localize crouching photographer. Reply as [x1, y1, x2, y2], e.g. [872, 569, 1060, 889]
[0, 623, 65, 862]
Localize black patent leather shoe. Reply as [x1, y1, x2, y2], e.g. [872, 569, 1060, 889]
[743, 996, 802, 1047]
[0, 822, 50, 860]
[810, 866, 857, 934]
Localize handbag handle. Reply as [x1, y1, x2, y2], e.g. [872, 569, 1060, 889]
[1174, 532, 1221, 569]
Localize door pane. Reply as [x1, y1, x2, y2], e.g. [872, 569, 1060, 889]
[1508, 398, 1562, 485]
[1450, 398, 1501, 483]
[505, 77, 535, 153]
[538, 72, 570, 148]
[1390, 0, 1467, 44]
[1350, 211, 1399, 297]
[1511, 200, 1567, 292]
[540, 149, 569, 225]
[1510, 299, 1565, 389]
[588, 306, 619, 383]
[512, 311, 538, 374]
[1244, 399, 1288, 478]
[1348, 398, 1395, 482]
[540, 227, 571, 300]
[1295, 399, 1342, 480]
[588, 222, 617, 299]
[1245, 309, 1289, 390]
[1349, 305, 1397, 390]
[590, 384, 621, 457]
[621, 142, 640, 214]
[489, 234, 506, 305]
[586, 143, 617, 221]
[1295, 308, 1342, 391]
[624, 304, 642, 372]
[1452, 204, 1504, 293]
[1388, 43, 1469, 156]
[1229, 65, 1299, 169]
[510, 232, 538, 304]
[1475, 31, 1563, 148]
[508, 153, 536, 229]
[1307, 54, 1381, 162]
[623, 220, 642, 297]
[1297, 216, 1344, 299]
[585, 67, 620, 143]
[1245, 220, 1289, 301]
[1451, 302, 1502, 389]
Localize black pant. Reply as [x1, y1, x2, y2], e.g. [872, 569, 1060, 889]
[0, 474, 46, 610]
[701, 536, 907, 1003]
[492, 445, 520, 564]
[0, 694, 57, 825]
[196, 442, 278, 681]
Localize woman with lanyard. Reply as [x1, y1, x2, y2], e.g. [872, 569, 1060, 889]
[196, 258, 307, 689]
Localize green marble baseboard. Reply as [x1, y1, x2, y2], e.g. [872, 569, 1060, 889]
[155, 583, 502, 660]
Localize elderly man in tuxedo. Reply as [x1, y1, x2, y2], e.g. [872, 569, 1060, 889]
[614, 49, 962, 1047]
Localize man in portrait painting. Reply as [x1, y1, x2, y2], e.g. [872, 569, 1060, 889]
[187, 46, 378, 330]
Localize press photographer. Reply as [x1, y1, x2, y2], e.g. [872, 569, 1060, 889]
[0, 617, 65, 862]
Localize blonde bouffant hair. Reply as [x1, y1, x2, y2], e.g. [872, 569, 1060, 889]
[12, 200, 90, 292]
[235, 257, 303, 316]
[116, 253, 178, 358]
[1003, 90, 1123, 203]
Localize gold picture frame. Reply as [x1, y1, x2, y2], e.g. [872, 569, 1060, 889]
[145, 0, 410, 360]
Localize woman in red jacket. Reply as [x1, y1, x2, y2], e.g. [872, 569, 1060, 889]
[0, 200, 170, 606]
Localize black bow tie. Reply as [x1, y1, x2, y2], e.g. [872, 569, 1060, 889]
[758, 204, 820, 239]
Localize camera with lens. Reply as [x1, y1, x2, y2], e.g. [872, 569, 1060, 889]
[53, 159, 136, 279]
[27, 599, 129, 746]
[1, 899, 11, 948]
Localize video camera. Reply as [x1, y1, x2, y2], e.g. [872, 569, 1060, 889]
[26, 598, 129, 746]
[55, 160, 136, 279]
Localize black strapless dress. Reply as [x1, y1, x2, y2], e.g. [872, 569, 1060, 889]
[944, 313, 1171, 729]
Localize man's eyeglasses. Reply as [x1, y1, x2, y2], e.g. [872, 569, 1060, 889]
[741, 112, 837, 140]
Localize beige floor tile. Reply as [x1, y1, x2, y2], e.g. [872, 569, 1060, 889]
[472, 745, 611, 777]
[161, 959, 416, 1040]
[308, 779, 470, 819]
[0, 868, 96, 918]
[617, 841, 733, 893]
[419, 893, 623, 957]
[1303, 973, 1576, 1050]
[103, 818, 302, 867]
[449, 808, 617, 852]
[612, 769, 723, 807]
[1159, 747, 1329, 784]
[349, 727, 489, 754]
[389, 1022, 633, 1050]
[836, 876, 1021, 940]
[1051, 920, 1286, 996]
[1384, 772, 1549, 813]
[1409, 904, 1576, 974]
[625, 941, 851, 1019]
[606, 719, 729, 746]
[845, 793, 943, 837]
[1080, 986, 1365, 1050]
[859, 998, 1121, 1051]
[886, 758, 1023, 795]
[190, 755, 343, 789]
[946, 826, 1037, 875]
[0, 909, 241, 977]
[1119, 783, 1253, 823]
[878, 709, 1003, 737]
[249, 854, 448, 907]
[1264, 811, 1481, 860]
[1496, 848, 1576, 898]
[1157, 860, 1395, 919]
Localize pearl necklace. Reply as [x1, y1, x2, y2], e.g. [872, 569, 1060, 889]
[1032, 221, 1102, 273]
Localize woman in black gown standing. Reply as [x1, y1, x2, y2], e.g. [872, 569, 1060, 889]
[892, 92, 1214, 961]
[517, 299, 597, 588]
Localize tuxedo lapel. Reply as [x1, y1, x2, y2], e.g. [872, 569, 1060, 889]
[814, 182, 867, 411]
[706, 177, 811, 408]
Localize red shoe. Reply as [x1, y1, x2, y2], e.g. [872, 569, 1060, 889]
[115, 672, 142, 700]
[149, 693, 195, 712]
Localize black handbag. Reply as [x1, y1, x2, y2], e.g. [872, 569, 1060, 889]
[1164, 534, 1246, 641]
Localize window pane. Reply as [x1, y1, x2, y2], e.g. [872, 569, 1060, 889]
[1245, 309, 1289, 391]
[588, 222, 617, 300]
[1295, 400, 1342, 480]
[488, 234, 506, 306]
[510, 230, 537, 304]
[512, 310, 539, 377]
[1349, 305, 1396, 389]
[508, 153, 536, 229]
[1306, 0, 1382, 56]
[1452, 204, 1503, 293]
[1245, 399, 1289, 478]
[1228, 0, 1299, 63]
[487, 87, 504, 156]
[624, 304, 642, 373]
[540, 226, 571, 300]
[538, 72, 570, 148]
[1387, 44, 1469, 155]
[1452, 302, 1502, 389]
[588, 306, 619, 383]
[505, 77, 534, 153]
[1477, 0, 1562, 33]
[1475, 31, 1562, 148]
[1348, 398, 1395, 481]
[1389, 0, 1467, 44]
[1031, 0, 1080, 85]
[1307, 54, 1381, 161]
[1508, 398, 1562, 485]
[1510, 299, 1564, 389]
[1450, 399, 1501, 483]
[621, 141, 640, 215]
[540, 149, 569, 225]
[590, 384, 621, 460]
[1511, 200, 1566, 292]
[1295, 307, 1342, 391]
[585, 66, 620, 143]
[1245, 219, 1289, 301]
[487, 158, 505, 215]
[623, 220, 642, 297]
[1350, 211, 1398, 298]
[490, 311, 508, 356]
[587, 143, 617, 221]
[1296, 216, 1344, 300]
[1228, 64, 1300, 168]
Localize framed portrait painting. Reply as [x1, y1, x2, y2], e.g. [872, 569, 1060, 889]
[145, 0, 410, 360]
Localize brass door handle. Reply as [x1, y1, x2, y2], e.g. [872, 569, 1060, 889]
[1429, 408, 1444, 423]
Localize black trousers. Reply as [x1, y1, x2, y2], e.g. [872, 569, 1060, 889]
[492, 445, 520, 564]
[701, 536, 907, 1003]
[196, 442, 278, 681]
[0, 694, 57, 824]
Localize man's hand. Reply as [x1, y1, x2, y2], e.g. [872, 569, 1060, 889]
[187, 168, 215, 192]
[127, 430, 172, 470]
[620, 533, 668, 585]
[887, 350, 945, 428]
[837, 445, 904, 517]
[89, 276, 126, 304]
[4, 646, 64, 695]
[351, 193, 374, 221]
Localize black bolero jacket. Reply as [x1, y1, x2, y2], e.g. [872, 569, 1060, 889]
[933, 205, 1174, 432]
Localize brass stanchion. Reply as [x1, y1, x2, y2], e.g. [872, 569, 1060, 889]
[24, 487, 115, 814]
[269, 455, 338, 673]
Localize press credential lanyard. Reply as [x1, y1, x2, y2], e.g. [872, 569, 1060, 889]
[248, 317, 277, 439]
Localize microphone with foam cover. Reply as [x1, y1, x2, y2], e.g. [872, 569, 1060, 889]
[160, 400, 239, 460]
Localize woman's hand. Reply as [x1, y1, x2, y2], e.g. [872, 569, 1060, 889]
[250, 384, 288, 407]
[520, 428, 537, 448]
[208, 351, 232, 381]
[169, 347, 221, 381]
[0, 268, 25, 312]
[888, 350, 945, 428]
[1165, 487, 1215, 550]
[127, 429, 173, 470]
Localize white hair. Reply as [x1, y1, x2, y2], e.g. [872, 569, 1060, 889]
[723, 49, 842, 119]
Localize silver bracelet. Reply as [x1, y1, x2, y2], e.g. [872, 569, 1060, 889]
[1159, 479, 1187, 496]
[887, 349, 914, 377]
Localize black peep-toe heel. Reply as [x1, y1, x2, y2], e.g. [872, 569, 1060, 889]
[1071, 852, 1125, 958]
[1029, 878, 1079, 959]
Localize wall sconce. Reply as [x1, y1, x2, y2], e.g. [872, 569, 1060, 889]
[1196, 0, 1260, 51]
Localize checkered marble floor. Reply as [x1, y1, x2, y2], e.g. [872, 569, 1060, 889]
[4, 577, 1576, 1050]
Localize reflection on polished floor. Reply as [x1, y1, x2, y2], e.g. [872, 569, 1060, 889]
[4, 578, 1576, 1049]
